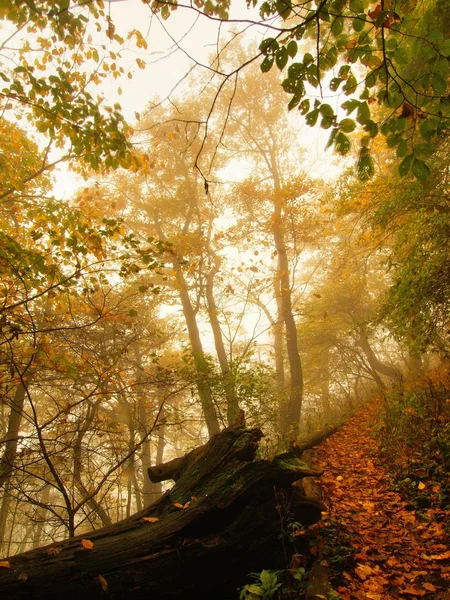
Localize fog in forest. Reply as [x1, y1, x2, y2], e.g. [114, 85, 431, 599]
[1, 1, 450, 598]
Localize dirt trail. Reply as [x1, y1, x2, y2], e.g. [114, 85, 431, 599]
[311, 401, 450, 599]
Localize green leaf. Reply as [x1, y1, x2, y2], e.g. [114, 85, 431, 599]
[412, 158, 431, 181]
[386, 133, 400, 148]
[399, 154, 414, 177]
[326, 128, 338, 150]
[259, 38, 278, 53]
[305, 109, 319, 126]
[288, 93, 302, 111]
[438, 39, 450, 57]
[350, 0, 364, 11]
[364, 119, 378, 137]
[357, 146, 374, 180]
[341, 98, 360, 115]
[343, 74, 357, 95]
[414, 143, 434, 157]
[353, 15, 366, 31]
[260, 55, 274, 73]
[432, 73, 447, 96]
[276, 0, 292, 19]
[339, 118, 356, 133]
[321, 116, 334, 129]
[331, 16, 344, 36]
[287, 40, 298, 58]
[356, 101, 370, 124]
[319, 103, 334, 118]
[394, 46, 408, 64]
[303, 52, 314, 65]
[335, 131, 351, 154]
[396, 139, 408, 157]
[299, 98, 310, 114]
[276, 47, 289, 70]
[330, 77, 342, 91]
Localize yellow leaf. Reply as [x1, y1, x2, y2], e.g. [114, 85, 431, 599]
[0, 561, 10, 568]
[142, 517, 159, 523]
[97, 574, 108, 592]
[81, 539, 94, 550]
[418, 481, 426, 490]
[355, 563, 373, 581]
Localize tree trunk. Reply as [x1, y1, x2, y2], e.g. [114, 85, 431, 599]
[272, 196, 303, 438]
[172, 255, 220, 437]
[205, 253, 240, 425]
[0, 381, 30, 490]
[273, 276, 289, 437]
[0, 424, 323, 600]
[358, 330, 403, 384]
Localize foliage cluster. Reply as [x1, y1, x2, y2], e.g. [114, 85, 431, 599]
[376, 366, 450, 512]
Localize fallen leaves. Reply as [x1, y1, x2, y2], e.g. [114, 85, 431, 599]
[312, 400, 450, 599]
[0, 561, 10, 568]
[45, 547, 61, 556]
[173, 501, 190, 509]
[142, 516, 159, 523]
[80, 539, 94, 550]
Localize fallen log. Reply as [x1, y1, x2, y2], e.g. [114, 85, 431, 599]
[290, 422, 344, 457]
[0, 424, 324, 600]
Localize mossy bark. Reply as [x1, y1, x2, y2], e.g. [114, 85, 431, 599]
[0, 424, 323, 600]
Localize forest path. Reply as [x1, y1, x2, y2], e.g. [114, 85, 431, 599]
[311, 400, 450, 600]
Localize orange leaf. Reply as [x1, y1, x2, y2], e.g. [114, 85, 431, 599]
[81, 539, 94, 550]
[398, 586, 426, 596]
[17, 572, 28, 582]
[0, 561, 10, 568]
[97, 574, 108, 592]
[173, 503, 184, 509]
[423, 583, 437, 592]
[45, 547, 61, 556]
[430, 550, 450, 560]
[355, 563, 373, 581]
[368, 4, 382, 19]
[142, 517, 159, 523]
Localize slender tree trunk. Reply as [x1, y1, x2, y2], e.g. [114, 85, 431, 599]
[172, 256, 220, 437]
[272, 194, 303, 438]
[73, 402, 112, 528]
[31, 485, 51, 549]
[358, 330, 403, 384]
[272, 276, 289, 437]
[320, 346, 331, 424]
[0, 480, 12, 553]
[0, 381, 31, 490]
[205, 254, 240, 425]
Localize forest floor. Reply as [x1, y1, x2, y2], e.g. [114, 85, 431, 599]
[310, 400, 450, 599]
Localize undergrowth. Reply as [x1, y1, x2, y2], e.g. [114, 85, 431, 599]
[375, 365, 450, 513]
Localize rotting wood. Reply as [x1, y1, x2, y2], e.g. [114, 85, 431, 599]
[0, 424, 324, 600]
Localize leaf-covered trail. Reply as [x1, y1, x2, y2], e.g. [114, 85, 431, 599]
[312, 401, 450, 599]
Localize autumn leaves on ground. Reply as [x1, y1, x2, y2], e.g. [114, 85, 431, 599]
[311, 375, 450, 599]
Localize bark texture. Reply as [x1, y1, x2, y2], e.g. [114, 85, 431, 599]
[0, 424, 323, 600]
